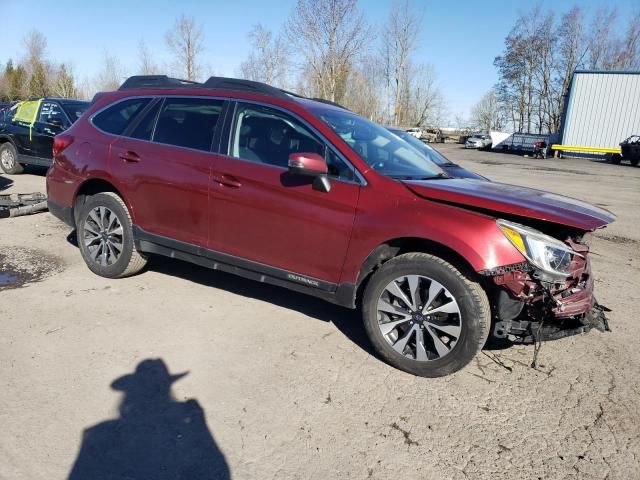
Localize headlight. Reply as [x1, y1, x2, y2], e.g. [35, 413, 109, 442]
[497, 219, 581, 277]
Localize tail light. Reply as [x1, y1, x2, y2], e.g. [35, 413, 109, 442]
[53, 134, 74, 157]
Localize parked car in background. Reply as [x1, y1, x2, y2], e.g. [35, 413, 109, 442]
[0, 97, 90, 174]
[611, 135, 640, 166]
[406, 127, 422, 139]
[48, 75, 614, 378]
[465, 134, 492, 150]
[387, 127, 488, 180]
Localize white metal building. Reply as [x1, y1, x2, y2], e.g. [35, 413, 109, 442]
[560, 70, 640, 150]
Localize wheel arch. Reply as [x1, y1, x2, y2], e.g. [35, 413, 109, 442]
[353, 236, 482, 308]
[73, 178, 132, 224]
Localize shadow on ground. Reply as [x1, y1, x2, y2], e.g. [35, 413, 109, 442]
[148, 256, 372, 355]
[68, 358, 230, 480]
[0, 175, 13, 192]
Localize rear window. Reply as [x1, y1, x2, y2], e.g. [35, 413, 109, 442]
[92, 98, 151, 135]
[153, 98, 223, 151]
[61, 102, 90, 123]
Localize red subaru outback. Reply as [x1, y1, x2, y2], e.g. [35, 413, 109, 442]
[47, 76, 614, 377]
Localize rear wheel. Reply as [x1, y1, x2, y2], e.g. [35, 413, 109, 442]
[0, 143, 24, 174]
[630, 157, 639, 167]
[610, 153, 622, 165]
[77, 192, 147, 278]
[362, 253, 490, 377]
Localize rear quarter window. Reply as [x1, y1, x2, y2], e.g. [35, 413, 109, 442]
[92, 98, 151, 135]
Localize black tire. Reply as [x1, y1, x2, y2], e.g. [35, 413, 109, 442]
[362, 253, 491, 377]
[0, 143, 24, 174]
[77, 192, 147, 278]
[610, 153, 622, 165]
[630, 157, 639, 167]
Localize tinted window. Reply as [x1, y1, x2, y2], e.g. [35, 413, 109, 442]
[61, 102, 90, 123]
[93, 98, 151, 135]
[153, 98, 223, 151]
[129, 101, 161, 141]
[231, 103, 355, 181]
[38, 102, 68, 127]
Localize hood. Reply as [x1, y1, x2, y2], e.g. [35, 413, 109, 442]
[403, 179, 615, 231]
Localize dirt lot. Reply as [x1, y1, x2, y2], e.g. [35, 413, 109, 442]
[1, 147, 639, 480]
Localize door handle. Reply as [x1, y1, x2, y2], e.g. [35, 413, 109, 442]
[212, 174, 242, 188]
[119, 151, 141, 163]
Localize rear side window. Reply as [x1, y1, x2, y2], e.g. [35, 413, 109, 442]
[129, 101, 161, 141]
[92, 98, 151, 135]
[153, 98, 223, 151]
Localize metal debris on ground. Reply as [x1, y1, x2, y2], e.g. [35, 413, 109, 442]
[0, 193, 48, 219]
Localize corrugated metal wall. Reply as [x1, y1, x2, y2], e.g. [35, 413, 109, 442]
[561, 72, 640, 148]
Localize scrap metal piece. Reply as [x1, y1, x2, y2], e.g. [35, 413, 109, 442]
[0, 193, 48, 218]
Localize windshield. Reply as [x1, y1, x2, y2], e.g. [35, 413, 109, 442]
[61, 102, 90, 123]
[387, 129, 452, 166]
[312, 108, 443, 179]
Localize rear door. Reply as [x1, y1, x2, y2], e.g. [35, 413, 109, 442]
[34, 101, 69, 158]
[109, 96, 225, 247]
[208, 101, 361, 284]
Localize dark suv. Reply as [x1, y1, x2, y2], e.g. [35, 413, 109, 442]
[46, 76, 614, 377]
[0, 97, 89, 174]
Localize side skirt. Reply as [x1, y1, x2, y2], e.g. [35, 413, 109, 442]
[132, 226, 357, 309]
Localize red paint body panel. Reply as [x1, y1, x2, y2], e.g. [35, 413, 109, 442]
[209, 154, 358, 282]
[109, 137, 211, 246]
[403, 179, 615, 231]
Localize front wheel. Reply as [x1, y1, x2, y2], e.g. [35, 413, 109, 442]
[77, 192, 147, 278]
[0, 143, 24, 174]
[362, 253, 491, 377]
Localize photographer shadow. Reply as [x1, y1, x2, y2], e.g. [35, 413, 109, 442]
[68, 359, 230, 480]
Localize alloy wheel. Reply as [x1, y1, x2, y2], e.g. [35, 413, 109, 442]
[377, 275, 462, 361]
[83, 206, 124, 266]
[1, 149, 15, 170]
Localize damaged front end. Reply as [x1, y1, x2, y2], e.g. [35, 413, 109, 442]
[481, 221, 611, 344]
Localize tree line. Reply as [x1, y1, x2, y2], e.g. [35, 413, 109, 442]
[471, 5, 640, 134]
[2, 2, 638, 133]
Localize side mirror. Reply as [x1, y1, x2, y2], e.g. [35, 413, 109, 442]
[47, 118, 63, 128]
[287, 152, 331, 193]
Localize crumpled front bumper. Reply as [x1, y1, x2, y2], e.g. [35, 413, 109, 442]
[485, 240, 611, 343]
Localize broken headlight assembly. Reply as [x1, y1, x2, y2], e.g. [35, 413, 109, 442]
[497, 219, 581, 278]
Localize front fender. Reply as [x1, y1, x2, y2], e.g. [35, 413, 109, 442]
[340, 190, 525, 285]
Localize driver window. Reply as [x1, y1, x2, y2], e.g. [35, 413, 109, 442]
[231, 103, 355, 181]
[38, 102, 68, 128]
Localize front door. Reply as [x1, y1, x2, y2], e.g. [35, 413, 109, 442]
[209, 102, 361, 284]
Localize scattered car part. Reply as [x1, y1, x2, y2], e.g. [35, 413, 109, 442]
[0, 192, 48, 218]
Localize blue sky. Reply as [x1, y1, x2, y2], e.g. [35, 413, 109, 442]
[0, 0, 636, 120]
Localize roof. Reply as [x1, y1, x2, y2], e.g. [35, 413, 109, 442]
[117, 75, 349, 111]
[573, 69, 640, 76]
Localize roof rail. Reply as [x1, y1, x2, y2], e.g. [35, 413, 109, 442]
[202, 77, 290, 99]
[119, 75, 201, 91]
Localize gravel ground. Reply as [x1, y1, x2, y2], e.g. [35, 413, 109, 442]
[0, 150, 638, 480]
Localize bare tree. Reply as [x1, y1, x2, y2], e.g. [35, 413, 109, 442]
[285, 0, 370, 102]
[23, 29, 47, 74]
[587, 8, 618, 69]
[342, 55, 386, 122]
[165, 14, 204, 81]
[95, 53, 126, 91]
[239, 24, 290, 88]
[138, 39, 160, 75]
[407, 63, 444, 127]
[52, 63, 77, 98]
[381, 0, 422, 125]
[470, 88, 505, 132]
